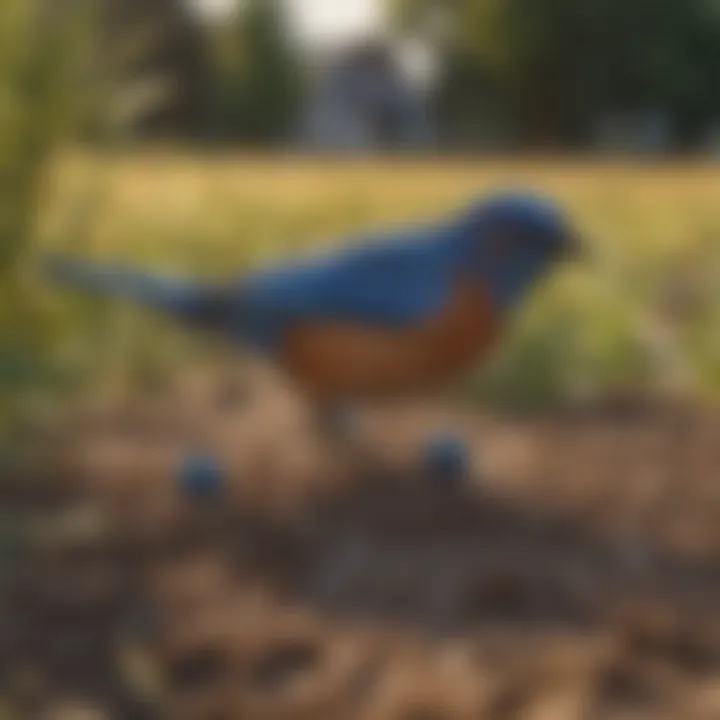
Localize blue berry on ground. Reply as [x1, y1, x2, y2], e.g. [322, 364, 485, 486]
[178, 454, 225, 500]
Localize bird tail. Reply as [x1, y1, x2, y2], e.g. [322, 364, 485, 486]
[43, 255, 229, 329]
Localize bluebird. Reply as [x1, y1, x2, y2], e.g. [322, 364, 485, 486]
[45, 192, 580, 407]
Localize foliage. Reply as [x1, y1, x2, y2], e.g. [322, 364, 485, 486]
[397, 0, 720, 147]
[202, 0, 302, 144]
[0, 0, 94, 431]
[97, 0, 205, 137]
[0, 0, 173, 434]
[0, 0, 88, 276]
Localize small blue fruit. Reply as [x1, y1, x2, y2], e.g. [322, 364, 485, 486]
[178, 454, 224, 500]
[423, 434, 471, 487]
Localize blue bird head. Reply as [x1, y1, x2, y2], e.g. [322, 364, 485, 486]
[459, 193, 581, 311]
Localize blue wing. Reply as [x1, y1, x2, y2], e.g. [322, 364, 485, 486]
[43, 256, 224, 327]
[43, 209, 480, 356]
[237, 223, 465, 353]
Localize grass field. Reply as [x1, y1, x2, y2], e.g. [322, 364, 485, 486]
[1, 157, 720, 719]
[27, 154, 720, 416]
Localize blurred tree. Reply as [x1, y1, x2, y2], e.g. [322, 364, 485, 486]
[0, 0, 97, 432]
[0, 0, 179, 435]
[96, 0, 206, 137]
[0, 0, 91, 277]
[236, 0, 302, 144]
[92, 0, 303, 144]
[206, 0, 302, 144]
[396, 0, 720, 148]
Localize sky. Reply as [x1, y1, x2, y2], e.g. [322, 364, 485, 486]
[284, 0, 386, 48]
[195, 0, 387, 48]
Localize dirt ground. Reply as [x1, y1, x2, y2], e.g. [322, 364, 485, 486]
[2, 368, 720, 720]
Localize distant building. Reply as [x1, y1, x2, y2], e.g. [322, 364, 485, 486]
[191, 0, 440, 151]
[297, 39, 438, 152]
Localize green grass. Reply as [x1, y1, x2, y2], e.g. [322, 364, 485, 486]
[7, 153, 720, 428]
[0, 0, 96, 436]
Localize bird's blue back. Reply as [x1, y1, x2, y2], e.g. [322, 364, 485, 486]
[44, 193, 572, 359]
[236, 223, 463, 352]
[235, 194, 569, 353]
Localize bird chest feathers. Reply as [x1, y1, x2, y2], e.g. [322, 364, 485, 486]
[282, 282, 502, 400]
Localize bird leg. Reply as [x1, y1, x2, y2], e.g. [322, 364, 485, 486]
[313, 403, 391, 480]
[314, 404, 363, 448]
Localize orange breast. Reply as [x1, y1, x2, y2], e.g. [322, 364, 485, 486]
[280, 283, 502, 401]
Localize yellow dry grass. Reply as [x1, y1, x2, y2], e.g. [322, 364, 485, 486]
[39, 153, 720, 409]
